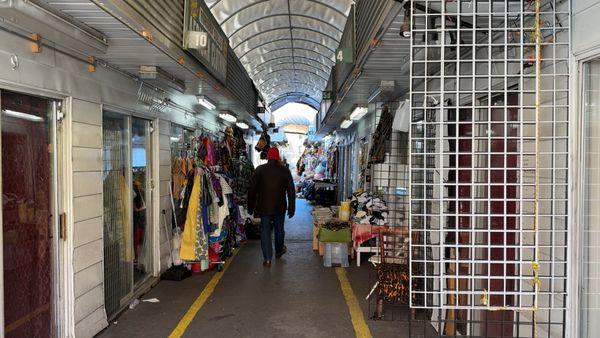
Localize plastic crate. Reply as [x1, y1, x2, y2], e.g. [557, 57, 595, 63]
[324, 242, 349, 267]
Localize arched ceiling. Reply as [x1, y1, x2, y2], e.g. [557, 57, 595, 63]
[205, 0, 353, 111]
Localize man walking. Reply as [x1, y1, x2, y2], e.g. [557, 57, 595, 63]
[247, 147, 296, 267]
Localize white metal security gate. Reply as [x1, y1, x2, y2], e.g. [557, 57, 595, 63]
[408, 0, 569, 336]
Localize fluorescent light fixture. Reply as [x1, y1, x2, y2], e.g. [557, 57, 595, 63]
[349, 106, 368, 120]
[1, 109, 44, 122]
[197, 95, 216, 110]
[170, 136, 180, 142]
[236, 122, 249, 129]
[340, 119, 353, 129]
[219, 112, 237, 123]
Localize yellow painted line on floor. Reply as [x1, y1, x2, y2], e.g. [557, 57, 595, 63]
[169, 247, 241, 338]
[335, 267, 373, 338]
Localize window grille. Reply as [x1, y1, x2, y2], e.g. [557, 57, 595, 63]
[408, 0, 569, 335]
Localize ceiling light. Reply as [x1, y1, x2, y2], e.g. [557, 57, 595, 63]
[349, 106, 368, 120]
[236, 121, 249, 129]
[197, 95, 216, 110]
[1, 109, 44, 122]
[219, 112, 237, 123]
[340, 119, 353, 129]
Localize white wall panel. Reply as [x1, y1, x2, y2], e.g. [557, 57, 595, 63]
[72, 122, 102, 148]
[73, 172, 103, 197]
[73, 239, 103, 273]
[74, 307, 107, 338]
[72, 148, 102, 172]
[72, 99, 102, 126]
[73, 195, 103, 223]
[74, 285, 104, 323]
[74, 263, 103, 299]
[73, 217, 103, 248]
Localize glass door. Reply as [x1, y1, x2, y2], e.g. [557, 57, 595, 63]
[1, 90, 57, 337]
[131, 117, 152, 285]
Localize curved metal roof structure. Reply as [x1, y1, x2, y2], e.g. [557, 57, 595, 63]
[205, 0, 353, 111]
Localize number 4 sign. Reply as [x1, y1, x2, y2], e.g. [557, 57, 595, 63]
[336, 48, 353, 64]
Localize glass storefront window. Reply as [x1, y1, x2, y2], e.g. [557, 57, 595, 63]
[582, 59, 600, 338]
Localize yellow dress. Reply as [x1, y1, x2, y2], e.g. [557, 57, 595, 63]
[179, 171, 201, 261]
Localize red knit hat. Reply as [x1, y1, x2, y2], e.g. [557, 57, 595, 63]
[266, 147, 280, 161]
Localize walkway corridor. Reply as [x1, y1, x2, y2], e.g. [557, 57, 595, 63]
[97, 201, 430, 338]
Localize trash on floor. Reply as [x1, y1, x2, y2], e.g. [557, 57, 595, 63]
[142, 298, 160, 303]
[129, 299, 140, 310]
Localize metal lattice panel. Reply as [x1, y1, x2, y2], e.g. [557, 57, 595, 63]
[409, 0, 569, 323]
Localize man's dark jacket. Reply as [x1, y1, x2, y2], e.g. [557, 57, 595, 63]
[247, 160, 295, 217]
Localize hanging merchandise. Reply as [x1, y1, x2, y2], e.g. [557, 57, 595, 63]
[176, 126, 255, 272]
[326, 142, 339, 179]
[392, 99, 410, 132]
[254, 128, 271, 158]
[350, 192, 389, 225]
[357, 138, 369, 192]
[376, 263, 410, 304]
[368, 106, 394, 164]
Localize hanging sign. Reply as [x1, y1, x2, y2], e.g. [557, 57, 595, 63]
[183, 0, 228, 83]
[336, 48, 353, 64]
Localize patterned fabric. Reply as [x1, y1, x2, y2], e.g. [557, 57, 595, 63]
[232, 158, 254, 199]
[369, 106, 394, 164]
[180, 172, 200, 261]
[195, 172, 209, 262]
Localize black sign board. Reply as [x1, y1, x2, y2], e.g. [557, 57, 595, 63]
[183, 0, 228, 83]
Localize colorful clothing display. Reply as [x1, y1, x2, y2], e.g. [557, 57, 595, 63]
[176, 126, 254, 271]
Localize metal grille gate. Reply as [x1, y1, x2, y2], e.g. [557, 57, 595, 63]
[102, 114, 133, 318]
[408, 0, 569, 336]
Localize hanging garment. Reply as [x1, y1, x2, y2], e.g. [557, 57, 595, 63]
[369, 106, 394, 164]
[172, 157, 185, 199]
[180, 172, 201, 261]
[178, 170, 196, 229]
[194, 169, 209, 262]
[212, 176, 232, 237]
[392, 99, 410, 132]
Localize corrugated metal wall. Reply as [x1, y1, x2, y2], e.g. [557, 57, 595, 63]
[226, 49, 258, 118]
[122, 0, 258, 116]
[355, 0, 389, 58]
[123, 0, 184, 46]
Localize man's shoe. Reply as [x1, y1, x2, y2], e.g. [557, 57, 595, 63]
[276, 246, 287, 259]
[263, 260, 271, 268]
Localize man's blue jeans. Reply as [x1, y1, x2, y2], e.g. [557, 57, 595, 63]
[260, 214, 285, 261]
